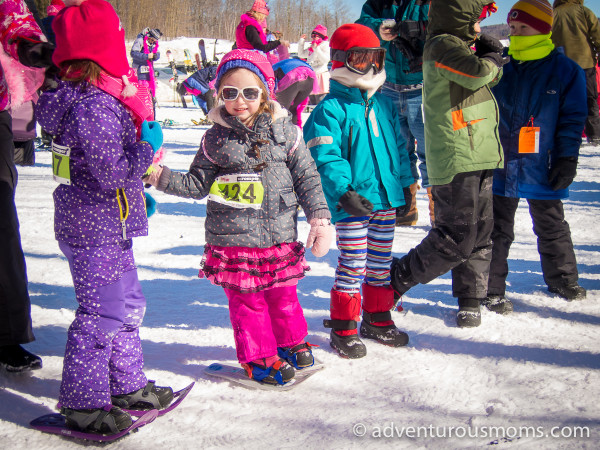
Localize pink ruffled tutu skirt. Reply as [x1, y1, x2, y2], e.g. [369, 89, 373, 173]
[200, 242, 310, 293]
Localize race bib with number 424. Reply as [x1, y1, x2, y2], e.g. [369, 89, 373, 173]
[208, 174, 264, 209]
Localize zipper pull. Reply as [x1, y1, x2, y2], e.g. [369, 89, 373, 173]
[121, 220, 127, 240]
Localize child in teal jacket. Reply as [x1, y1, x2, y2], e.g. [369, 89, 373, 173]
[303, 24, 413, 359]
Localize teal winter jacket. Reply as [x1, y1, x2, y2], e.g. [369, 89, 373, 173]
[303, 79, 414, 223]
[356, 0, 429, 86]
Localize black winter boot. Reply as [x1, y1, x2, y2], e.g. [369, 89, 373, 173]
[0, 344, 42, 372]
[457, 298, 481, 328]
[111, 381, 173, 410]
[548, 283, 586, 301]
[480, 295, 514, 314]
[328, 330, 367, 359]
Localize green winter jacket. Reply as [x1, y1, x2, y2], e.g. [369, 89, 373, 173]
[423, 0, 504, 185]
[552, 0, 600, 69]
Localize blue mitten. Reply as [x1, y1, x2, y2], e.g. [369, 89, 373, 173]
[145, 191, 157, 217]
[141, 120, 163, 153]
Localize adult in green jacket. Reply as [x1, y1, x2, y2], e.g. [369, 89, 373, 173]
[390, 0, 506, 328]
[552, 0, 600, 143]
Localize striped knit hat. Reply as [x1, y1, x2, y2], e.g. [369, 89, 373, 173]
[508, 0, 553, 34]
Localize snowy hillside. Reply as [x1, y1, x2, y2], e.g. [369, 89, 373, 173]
[1, 39, 599, 448]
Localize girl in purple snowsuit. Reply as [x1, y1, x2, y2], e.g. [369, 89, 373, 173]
[35, 0, 172, 435]
[144, 49, 333, 386]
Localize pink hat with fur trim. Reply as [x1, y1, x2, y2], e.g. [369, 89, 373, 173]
[312, 24, 328, 39]
[52, 0, 130, 78]
[250, 0, 270, 16]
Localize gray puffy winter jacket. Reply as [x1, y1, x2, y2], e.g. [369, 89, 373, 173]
[157, 103, 330, 248]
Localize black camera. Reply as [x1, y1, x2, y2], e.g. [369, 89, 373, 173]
[391, 20, 428, 74]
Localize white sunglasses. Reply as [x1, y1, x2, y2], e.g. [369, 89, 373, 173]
[221, 85, 262, 102]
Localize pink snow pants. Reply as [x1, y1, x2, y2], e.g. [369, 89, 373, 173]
[224, 285, 307, 364]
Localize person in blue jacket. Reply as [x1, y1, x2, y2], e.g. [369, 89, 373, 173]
[485, 0, 588, 310]
[177, 64, 218, 114]
[303, 24, 414, 359]
[357, 0, 431, 227]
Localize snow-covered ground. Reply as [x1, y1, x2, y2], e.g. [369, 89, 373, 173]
[1, 42, 599, 447]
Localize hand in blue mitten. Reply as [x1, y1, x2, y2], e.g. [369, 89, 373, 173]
[141, 120, 163, 153]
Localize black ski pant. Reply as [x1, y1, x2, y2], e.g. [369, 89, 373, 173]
[276, 78, 313, 126]
[392, 170, 494, 302]
[0, 110, 34, 346]
[584, 67, 600, 140]
[487, 195, 578, 296]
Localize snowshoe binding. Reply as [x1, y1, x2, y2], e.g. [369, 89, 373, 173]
[111, 381, 173, 411]
[61, 405, 132, 435]
[277, 342, 316, 369]
[241, 358, 295, 385]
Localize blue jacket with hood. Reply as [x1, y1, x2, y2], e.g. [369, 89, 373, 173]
[492, 49, 586, 200]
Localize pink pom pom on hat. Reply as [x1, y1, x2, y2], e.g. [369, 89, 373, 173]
[52, 0, 131, 78]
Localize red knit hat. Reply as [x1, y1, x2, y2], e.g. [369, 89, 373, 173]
[508, 0, 553, 34]
[329, 24, 381, 70]
[52, 0, 130, 78]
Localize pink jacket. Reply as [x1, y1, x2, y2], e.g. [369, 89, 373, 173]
[235, 13, 267, 50]
[0, 0, 46, 111]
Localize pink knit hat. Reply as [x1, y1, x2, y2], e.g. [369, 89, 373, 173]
[52, 0, 130, 78]
[312, 24, 328, 39]
[250, 0, 269, 16]
[47, 0, 65, 16]
[215, 49, 276, 96]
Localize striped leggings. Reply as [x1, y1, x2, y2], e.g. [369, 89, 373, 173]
[334, 208, 396, 293]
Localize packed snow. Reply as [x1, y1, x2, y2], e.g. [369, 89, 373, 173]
[1, 38, 599, 449]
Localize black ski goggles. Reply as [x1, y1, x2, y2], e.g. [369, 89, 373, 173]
[330, 47, 386, 75]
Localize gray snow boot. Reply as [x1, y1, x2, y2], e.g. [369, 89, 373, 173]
[111, 381, 173, 410]
[457, 298, 481, 328]
[61, 406, 132, 434]
[480, 295, 514, 314]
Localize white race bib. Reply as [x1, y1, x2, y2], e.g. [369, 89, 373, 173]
[208, 174, 264, 209]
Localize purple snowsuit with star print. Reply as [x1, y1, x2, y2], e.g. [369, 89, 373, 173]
[35, 80, 154, 409]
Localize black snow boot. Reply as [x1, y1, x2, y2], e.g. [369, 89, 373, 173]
[480, 295, 514, 314]
[360, 312, 409, 347]
[328, 330, 367, 359]
[548, 283, 586, 301]
[61, 406, 132, 434]
[111, 381, 173, 411]
[0, 344, 42, 372]
[457, 298, 481, 328]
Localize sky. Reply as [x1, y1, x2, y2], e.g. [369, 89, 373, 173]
[346, 0, 600, 25]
